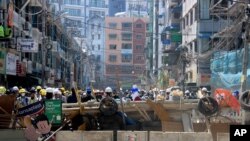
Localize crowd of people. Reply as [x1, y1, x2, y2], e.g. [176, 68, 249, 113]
[1, 84, 240, 108]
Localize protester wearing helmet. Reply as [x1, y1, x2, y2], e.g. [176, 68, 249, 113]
[233, 90, 239, 100]
[53, 88, 62, 100]
[12, 86, 19, 95]
[131, 85, 141, 101]
[35, 86, 42, 101]
[46, 87, 54, 100]
[29, 87, 37, 104]
[81, 87, 95, 102]
[17, 88, 29, 107]
[104, 87, 112, 98]
[0, 86, 6, 96]
[39, 89, 46, 100]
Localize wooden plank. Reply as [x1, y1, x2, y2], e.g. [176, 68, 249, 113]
[146, 100, 169, 121]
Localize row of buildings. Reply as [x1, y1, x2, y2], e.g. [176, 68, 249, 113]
[1, 0, 248, 91]
[0, 0, 150, 89]
[158, 0, 250, 91]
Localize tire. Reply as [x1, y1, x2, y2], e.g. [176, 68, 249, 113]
[239, 91, 250, 110]
[198, 97, 219, 117]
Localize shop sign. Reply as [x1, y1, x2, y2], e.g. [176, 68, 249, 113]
[6, 52, 17, 75]
[17, 38, 38, 53]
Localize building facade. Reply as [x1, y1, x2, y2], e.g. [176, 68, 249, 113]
[0, 0, 85, 88]
[105, 17, 148, 89]
[182, 0, 224, 87]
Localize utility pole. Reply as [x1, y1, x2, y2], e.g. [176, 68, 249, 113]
[41, 0, 46, 87]
[155, 0, 159, 75]
[240, 13, 250, 93]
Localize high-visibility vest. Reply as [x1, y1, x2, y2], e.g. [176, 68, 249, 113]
[5, 27, 12, 38]
[0, 26, 4, 37]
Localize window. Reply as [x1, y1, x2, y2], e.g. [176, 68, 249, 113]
[109, 34, 117, 40]
[89, 0, 105, 8]
[190, 10, 193, 25]
[136, 24, 142, 28]
[64, 8, 81, 16]
[109, 44, 117, 50]
[98, 44, 100, 50]
[92, 45, 95, 51]
[183, 19, 185, 29]
[92, 34, 94, 40]
[109, 55, 117, 62]
[122, 22, 132, 31]
[91, 24, 94, 29]
[136, 45, 143, 50]
[136, 34, 142, 39]
[89, 10, 105, 17]
[96, 55, 101, 61]
[98, 34, 100, 39]
[98, 23, 101, 29]
[146, 23, 150, 31]
[122, 33, 132, 41]
[122, 43, 132, 49]
[109, 23, 117, 29]
[121, 54, 132, 62]
[136, 55, 143, 61]
[64, 0, 80, 5]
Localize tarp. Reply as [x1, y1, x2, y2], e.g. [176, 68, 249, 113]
[211, 48, 250, 90]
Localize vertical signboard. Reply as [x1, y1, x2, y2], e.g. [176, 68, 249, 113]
[44, 100, 62, 125]
[6, 52, 17, 75]
[0, 48, 5, 74]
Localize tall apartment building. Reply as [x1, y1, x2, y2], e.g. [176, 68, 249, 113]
[60, 0, 85, 37]
[85, 0, 109, 88]
[182, 0, 223, 87]
[105, 17, 148, 88]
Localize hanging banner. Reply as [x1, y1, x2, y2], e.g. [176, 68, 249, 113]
[17, 38, 38, 52]
[6, 52, 17, 75]
[7, 0, 14, 27]
[0, 48, 6, 74]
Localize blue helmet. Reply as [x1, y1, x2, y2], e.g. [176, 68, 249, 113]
[233, 90, 239, 97]
[86, 87, 91, 94]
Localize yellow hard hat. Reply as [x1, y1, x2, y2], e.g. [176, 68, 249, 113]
[0, 86, 6, 94]
[39, 89, 46, 96]
[36, 86, 42, 90]
[19, 88, 26, 93]
[60, 87, 65, 92]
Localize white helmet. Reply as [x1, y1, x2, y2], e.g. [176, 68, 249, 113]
[46, 87, 54, 93]
[105, 87, 112, 93]
[185, 90, 190, 94]
[53, 89, 62, 95]
[201, 87, 208, 92]
[13, 86, 19, 91]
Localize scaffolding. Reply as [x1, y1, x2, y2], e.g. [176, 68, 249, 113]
[209, 0, 248, 50]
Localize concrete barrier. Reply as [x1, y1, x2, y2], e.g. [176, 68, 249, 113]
[149, 131, 213, 141]
[56, 131, 113, 141]
[217, 133, 229, 141]
[0, 129, 26, 141]
[117, 131, 148, 141]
